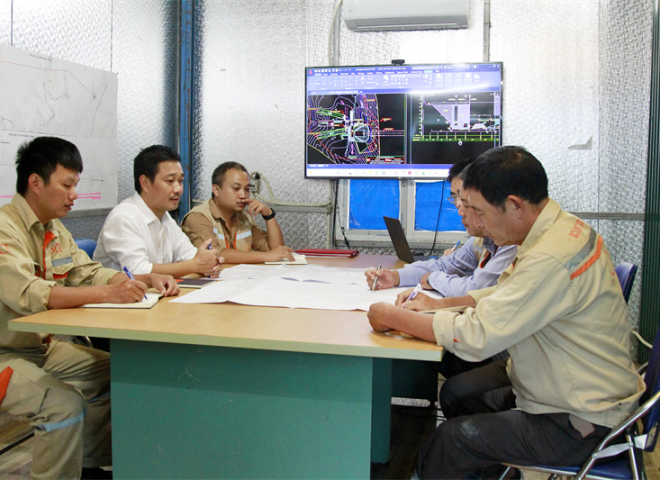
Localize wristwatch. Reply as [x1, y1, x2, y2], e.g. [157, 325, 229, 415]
[262, 208, 276, 221]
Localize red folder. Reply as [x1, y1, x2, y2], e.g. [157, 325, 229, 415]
[295, 248, 359, 258]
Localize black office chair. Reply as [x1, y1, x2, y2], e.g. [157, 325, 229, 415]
[499, 322, 660, 480]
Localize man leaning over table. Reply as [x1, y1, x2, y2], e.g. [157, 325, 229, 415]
[367, 146, 644, 479]
[364, 157, 517, 299]
[93, 145, 223, 277]
[365, 157, 517, 379]
[181, 161, 295, 264]
[0, 137, 179, 480]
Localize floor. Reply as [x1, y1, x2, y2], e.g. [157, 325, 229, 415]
[2, 401, 660, 480]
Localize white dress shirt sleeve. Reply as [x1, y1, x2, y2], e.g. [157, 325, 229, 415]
[96, 209, 155, 275]
[170, 218, 197, 262]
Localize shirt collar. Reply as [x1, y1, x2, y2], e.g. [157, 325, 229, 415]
[208, 199, 250, 229]
[517, 198, 561, 255]
[11, 194, 60, 236]
[481, 236, 497, 254]
[132, 192, 167, 225]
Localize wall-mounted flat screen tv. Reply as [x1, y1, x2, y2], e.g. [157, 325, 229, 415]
[305, 62, 502, 179]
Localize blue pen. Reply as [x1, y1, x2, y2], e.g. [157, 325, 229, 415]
[123, 266, 148, 300]
[451, 240, 461, 252]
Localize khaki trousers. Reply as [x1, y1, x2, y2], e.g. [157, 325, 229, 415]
[0, 339, 111, 480]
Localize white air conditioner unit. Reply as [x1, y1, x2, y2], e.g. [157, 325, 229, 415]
[343, 0, 468, 32]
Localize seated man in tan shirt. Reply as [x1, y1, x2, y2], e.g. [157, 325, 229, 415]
[181, 161, 294, 264]
[368, 146, 644, 479]
[0, 136, 179, 480]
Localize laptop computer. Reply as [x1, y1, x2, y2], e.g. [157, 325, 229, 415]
[383, 216, 434, 263]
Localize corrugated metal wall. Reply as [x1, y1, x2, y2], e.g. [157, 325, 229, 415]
[0, 0, 653, 335]
[0, 0, 180, 239]
[193, 0, 653, 333]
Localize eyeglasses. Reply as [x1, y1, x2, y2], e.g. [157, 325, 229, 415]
[446, 195, 457, 205]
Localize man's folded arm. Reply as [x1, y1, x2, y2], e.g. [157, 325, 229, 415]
[432, 255, 573, 361]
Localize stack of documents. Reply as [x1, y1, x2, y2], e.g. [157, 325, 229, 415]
[171, 264, 405, 311]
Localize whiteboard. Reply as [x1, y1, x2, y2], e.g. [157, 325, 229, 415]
[0, 44, 118, 211]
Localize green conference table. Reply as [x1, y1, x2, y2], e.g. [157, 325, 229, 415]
[10, 255, 444, 479]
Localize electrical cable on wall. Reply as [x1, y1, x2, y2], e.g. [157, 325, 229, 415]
[333, 179, 350, 248]
[248, 171, 332, 208]
[328, 0, 343, 65]
[427, 182, 446, 257]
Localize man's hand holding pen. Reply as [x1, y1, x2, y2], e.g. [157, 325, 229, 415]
[365, 267, 400, 290]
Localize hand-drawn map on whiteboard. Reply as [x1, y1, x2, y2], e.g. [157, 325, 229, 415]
[0, 45, 118, 210]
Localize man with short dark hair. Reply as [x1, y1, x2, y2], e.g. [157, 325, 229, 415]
[94, 145, 223, 277]
[365, 157, 517, 298]
[0, 136, 179, 480]
[181, 161, 294, 264]
[367, 146, 644, 479]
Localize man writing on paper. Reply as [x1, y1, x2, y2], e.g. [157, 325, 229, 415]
[0, 137, 179, 480]
[366, 157, 517, 378]
[181, 161, 295, 264]
[367, 146, 644, 479]
[364, 157, 517, 298]
[93, 145, 224, 277]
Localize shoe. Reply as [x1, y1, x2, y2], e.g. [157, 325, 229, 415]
[81, 467, 113, 479]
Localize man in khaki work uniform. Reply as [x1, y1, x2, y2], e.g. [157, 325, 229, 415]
[0, 137, 179, 480]
[181, 161, 295, 263]
[367, 146, 645, 479]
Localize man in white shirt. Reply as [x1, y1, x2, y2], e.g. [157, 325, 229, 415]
[94, 145, 223, 277]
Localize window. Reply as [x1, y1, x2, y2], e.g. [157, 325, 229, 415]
[336, 179, 467, 250]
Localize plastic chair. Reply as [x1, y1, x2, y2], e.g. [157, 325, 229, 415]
[499, 322, 660, 480]
[615, 262, 638, 304]
[74, 238, 97, 259]
[72, 239, 98, 350]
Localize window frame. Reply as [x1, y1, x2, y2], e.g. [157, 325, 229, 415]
[335, 179, 468, 249]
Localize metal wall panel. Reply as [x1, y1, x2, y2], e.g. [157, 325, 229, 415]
[12, 0, 112, 70]
[1, 1, 179, 239]
[194, 0, 318, 249]
[112, 0, 179, 203]
[0, 0, 11, 45]
[598, 219, 645, 355]
[194, 0, 486, 249]
[599, 0, 653, 214]
[490, 0, 600, 213]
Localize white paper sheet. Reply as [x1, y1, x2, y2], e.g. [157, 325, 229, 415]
[171, 265, 408, 311]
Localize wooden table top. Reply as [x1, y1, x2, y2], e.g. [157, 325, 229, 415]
[9, 254, 443, 361]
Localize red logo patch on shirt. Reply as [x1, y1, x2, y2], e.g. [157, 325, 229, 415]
[0, 244, 8, 254]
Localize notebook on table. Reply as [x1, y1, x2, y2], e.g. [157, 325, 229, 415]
[383, 216, 434, 263]
[83, 293, 162, 309]
[176, 278, 218, 289]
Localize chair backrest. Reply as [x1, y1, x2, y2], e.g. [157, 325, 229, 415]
[74, 238, 97, 259]
[615, 262, 638, 303]
[640, 323, 660, 451]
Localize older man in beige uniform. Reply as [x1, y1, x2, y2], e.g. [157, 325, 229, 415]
[368, 146, 644, 479]
[0, 137, 178, 480]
